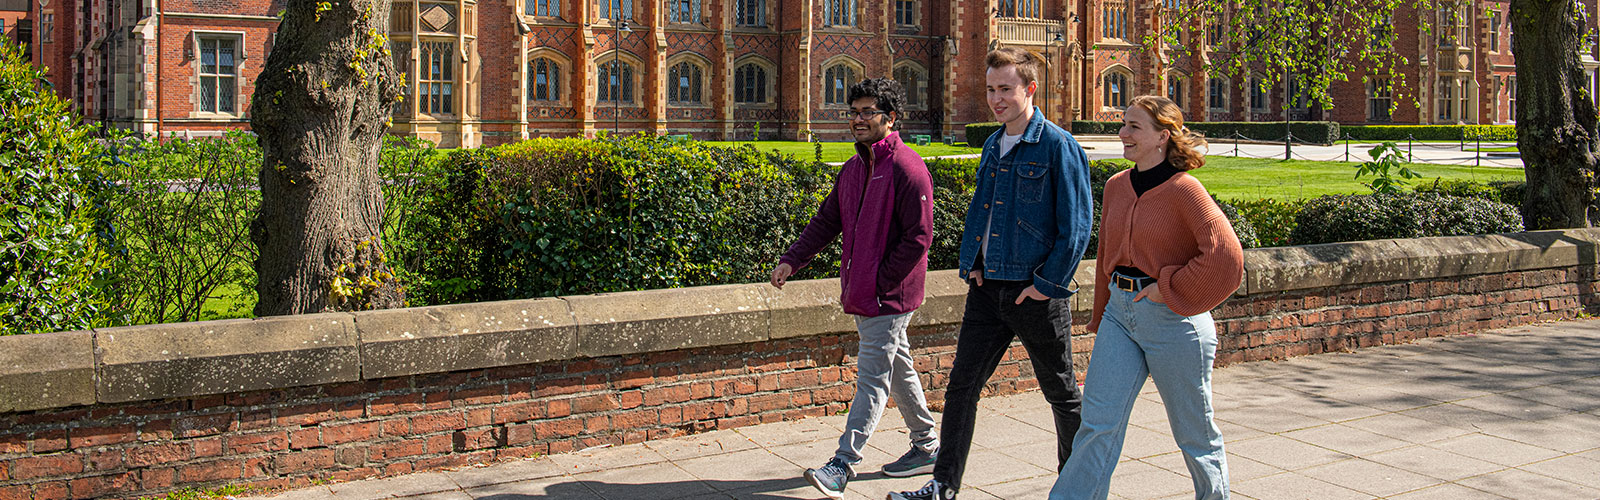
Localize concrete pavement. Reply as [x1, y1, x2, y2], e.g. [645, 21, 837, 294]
[257, 319, 1600, 500]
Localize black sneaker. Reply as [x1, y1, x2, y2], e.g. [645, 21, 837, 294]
[887, 479, 957, 500]
[804, 457, 856, 499]
[881, 446, 937, 477]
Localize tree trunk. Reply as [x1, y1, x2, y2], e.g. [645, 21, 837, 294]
[1513, 0, 1599, 229]
[249, 0, 405, 316]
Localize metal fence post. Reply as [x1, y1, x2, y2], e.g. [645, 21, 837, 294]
[1234, 132, 1240, 158]
[1407, 134, 1414, 163]
[1344, 134, 1350, 162]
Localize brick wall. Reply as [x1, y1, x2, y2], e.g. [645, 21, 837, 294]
[0, 229, 1597, 499]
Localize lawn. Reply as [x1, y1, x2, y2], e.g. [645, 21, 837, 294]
[701, 140, 978, 163]
[1174, 157, 1522, 200]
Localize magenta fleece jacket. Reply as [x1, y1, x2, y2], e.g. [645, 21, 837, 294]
[780, 132, 935, 317]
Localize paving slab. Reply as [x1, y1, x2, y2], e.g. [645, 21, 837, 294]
[250, 319, 1600, 500]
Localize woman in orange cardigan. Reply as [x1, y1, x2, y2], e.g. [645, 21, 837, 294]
[1048, 95, 1244, 500]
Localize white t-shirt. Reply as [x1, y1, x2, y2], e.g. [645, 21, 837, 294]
[981, 131, 1025, 261]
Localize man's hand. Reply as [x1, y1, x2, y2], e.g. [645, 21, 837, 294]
[972, 269, 984, 287]
[770, 263, 794, 289]
[1015, 285, 1048, 304]
[1134, 284, 1165, 304]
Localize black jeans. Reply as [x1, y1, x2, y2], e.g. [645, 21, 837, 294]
[933, 278, 1082, 489]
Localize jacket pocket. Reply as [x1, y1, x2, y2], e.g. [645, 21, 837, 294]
[1016, 162, 1047, 204]
[1016, 218, 1049, 244]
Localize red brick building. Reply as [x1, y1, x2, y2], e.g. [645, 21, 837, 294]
[23, 0, 1600, 147]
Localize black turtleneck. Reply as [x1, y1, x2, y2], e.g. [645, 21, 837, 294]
[1130, 160, 1183, 197]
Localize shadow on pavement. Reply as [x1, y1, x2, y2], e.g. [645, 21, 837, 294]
[475, 476, 819, 499]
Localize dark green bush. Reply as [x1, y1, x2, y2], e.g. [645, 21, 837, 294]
[1290, 192, 1523, 245]
[1412, 178, 1527, 207]
[404, 136, 839, 304]
[1226, 198, 1304, 248]
[1214, 199, 1260, 250]
[1072, 121, 1341, 144]
[964, 122, 1003, 146]
[1342, 125, 1517, 142]
[0, 40, 117, 334]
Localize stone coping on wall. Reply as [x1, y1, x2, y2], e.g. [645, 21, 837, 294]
[2, 229, 1596, 414]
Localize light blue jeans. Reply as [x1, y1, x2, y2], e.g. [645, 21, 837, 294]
[836, 311, 940, 464]
[1049, 279, 1228, 500]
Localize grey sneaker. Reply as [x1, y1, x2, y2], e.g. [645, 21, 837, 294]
[881, 446, 937, 477]
[805, 457, 856, 499]
[887, 479, 957, 500]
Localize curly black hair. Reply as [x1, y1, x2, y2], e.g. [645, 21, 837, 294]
[846, 77, 906, 119]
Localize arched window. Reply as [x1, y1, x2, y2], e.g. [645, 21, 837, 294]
[735, 0, 764, 26]
[528, 57, 561, 102]
[824, 0, 856, 27]
[1103, 2, 1129, 40]
[823, 62, 858, 106]
[420, 41, 456, 114]
[734, 62, 771, 103]
[669, 0, 701, 23]
[667, 59, 705, 105]
[1103, 70, 1129, 109]
[599, 58, 635, 104]
[526, 0, 560, 17]
[1248, 74, 1266, 110]
[893, 62, 925, 108]
[1208, 77, 1228, 109]
[1166, 73, 1185, 108]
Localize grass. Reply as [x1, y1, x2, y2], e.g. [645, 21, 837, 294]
[701, 140, 977, 163]
[141, 485, 257, 500]
[1470, 146, 1520, 153]
[1177, 156, 1522, 201]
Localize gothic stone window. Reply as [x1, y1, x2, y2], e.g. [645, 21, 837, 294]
[669, 0, 701, 23]
[734, 62, 771, 103]
[824, 0, 856, 27]
[736, 0, 765, 26]
[528, 57, 561, 102]
[823, 62, 857, 105]
[599, 57, 636, 104]
[667, 59, 705, 105]
[1104, 70, 1129, 109]
[420, 41, 456, 114]
[527, 0, 560, 17]
[1368, 78, 1392, 122]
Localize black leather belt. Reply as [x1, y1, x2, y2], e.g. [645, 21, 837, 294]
[1114, 274, 1155, 292]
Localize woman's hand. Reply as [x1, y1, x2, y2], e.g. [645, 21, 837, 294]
[1134, 284, 1164, 304]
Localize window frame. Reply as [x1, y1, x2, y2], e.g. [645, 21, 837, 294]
[823, 0, 857, 28]
[893, 59, 929, 110]
[1367, 78, 1392, 122]
[668, 0, 702, 24]
[1103, 68, 1131, 110]
[821, 57, 863, 107]
[1166, 72, 1185, 108]
[527, 52, 569, 105]
[1248, 75, 1267, 111]
[733, 57, 776, 105]
[419, 40, 458, 116]
[526, 0, 561, 18]
[598, 51, 641, 106]
[600, 0, 634, 21]
[191, 31, 247, 117]
[666, 56, 709, 106]
[1207, 77, 1228, 110]
[735, 0, 765, 27]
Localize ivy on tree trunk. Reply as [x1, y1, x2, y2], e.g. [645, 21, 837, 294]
[1512, 0, 1599, 229]
[249, 0, 405, 315]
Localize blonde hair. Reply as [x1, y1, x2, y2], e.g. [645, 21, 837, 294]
[986, 47, 1042, 86]
[1128, 95, 1207, 170]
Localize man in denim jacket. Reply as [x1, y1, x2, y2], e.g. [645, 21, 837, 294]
[891, 47, 1092, 500]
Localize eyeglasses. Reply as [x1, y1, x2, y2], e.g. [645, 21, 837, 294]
[844, 109, 889, 120]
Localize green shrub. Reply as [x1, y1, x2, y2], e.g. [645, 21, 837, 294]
[404, 136, 839, 304]
[1214, 199, 1260, 249]
[1412, 178, 1527, 207]
[1226, 198, 1304, 248]
[102, 133, 261, 325]
[1342, 124, 1517, 142]
[1072, 121, 1341, 144]
[964, 122, 1003, 146]
[0, 40, 117, 334]
[1290, 192, 1523, 245]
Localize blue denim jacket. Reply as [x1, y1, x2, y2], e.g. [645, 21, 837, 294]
[957, 108, 1093, 298]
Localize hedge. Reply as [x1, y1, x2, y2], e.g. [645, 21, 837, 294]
[1342, 124, 1517, 142]
[965, 122, 1004, 146]
[1290, 192, 1523, 245]
[1072, 121, 1342, 144]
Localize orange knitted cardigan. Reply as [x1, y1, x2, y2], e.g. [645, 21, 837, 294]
[1088, 169, 1245, 332]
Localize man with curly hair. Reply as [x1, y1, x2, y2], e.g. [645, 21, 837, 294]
[770, 77, 940, 499]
